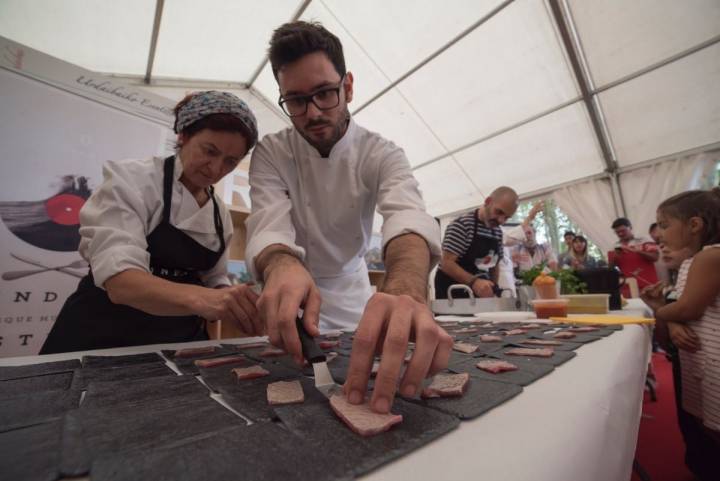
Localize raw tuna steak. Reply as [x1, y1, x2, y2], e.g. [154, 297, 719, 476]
[194, 355, 245, 368]
[421, 372, 470, 398]
[479, 335, 503, 342]
[453, 342, 479, 354]
[329, 393, 403, 437]
[232, 365, 270, 380]
[505, 347, 554, 358]
[267, 380, 305, 405]
[174, 346, 217, 358]
[476, 360, 518, 373]
[505, 328, 528, 336]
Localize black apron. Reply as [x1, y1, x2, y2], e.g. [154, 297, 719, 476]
[434, 211, 499, 300]
[40, 156, 226, 354]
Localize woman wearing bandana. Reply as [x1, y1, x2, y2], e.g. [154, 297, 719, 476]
[41, 91, 260, 354]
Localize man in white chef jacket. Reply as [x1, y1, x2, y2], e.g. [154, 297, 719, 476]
[246, 21, 452, 414]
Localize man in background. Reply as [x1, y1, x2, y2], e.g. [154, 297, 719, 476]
[434, 187, 518, 299]
[557, 230, 575, 267]
[608, 217, 658, 296]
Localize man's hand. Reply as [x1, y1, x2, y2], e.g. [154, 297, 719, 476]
[256, 253, 321, 364]
[640, 282, 666, 313]
[343, 293, 453, 414]
[193, 284, 261, 336]
[668, 322, 700, 352]
[471, 278, 494, 298]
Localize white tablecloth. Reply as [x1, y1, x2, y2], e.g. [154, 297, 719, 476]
[0, 304, 652, 481]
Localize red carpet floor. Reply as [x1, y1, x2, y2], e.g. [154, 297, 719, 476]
[631, 352, 694, 481]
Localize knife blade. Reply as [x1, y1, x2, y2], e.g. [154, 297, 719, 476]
[296, 317, 340, 398]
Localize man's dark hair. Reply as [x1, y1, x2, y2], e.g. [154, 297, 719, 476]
[268, 21, 346, 80]
[563, 230, 575, 238]
[611, 218, 632, 229]
[648, 222, 658, 232]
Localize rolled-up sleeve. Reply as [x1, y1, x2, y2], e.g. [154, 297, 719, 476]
[245, 141, 306, 281]
[78, 160, 154, 289]
[376, 148, 441, 267]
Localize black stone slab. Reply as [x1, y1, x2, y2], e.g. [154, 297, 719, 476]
[91, 422, 350, 481]
[82, 375, 210, 409]
[449, 356, 555, 387]
[199, 360, 298, 393]
[273, 396, 459, 479]
[406, 374, 522, 420]
[71, 362, 176, 390]
[81, 352, 164, 368]
[548, 324, 618, 337]
[0, 389, 81, 432]
[509, 339, 584, 352]
[162, 345, 223, 359]
[0, 359, 80, 381]
[490, 347, 577, 366]
[531, 331, 605, 345]
[0, 420, 63, 481]
[218, 376, 328, 422]
[0, 371, 74, 399]
[60, 393, 247, 477]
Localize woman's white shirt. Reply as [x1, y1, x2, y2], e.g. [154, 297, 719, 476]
[78, 155, 233, 289]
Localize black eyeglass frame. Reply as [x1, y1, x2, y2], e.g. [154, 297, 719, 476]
[277, 74, 347, 117]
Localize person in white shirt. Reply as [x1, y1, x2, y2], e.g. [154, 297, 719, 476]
[246, 21, 452, 414]
[509, 226, 558, 272]
[41, 91, 260, 354]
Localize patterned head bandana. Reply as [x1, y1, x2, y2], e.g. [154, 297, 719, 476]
[174, 91, 258, 148]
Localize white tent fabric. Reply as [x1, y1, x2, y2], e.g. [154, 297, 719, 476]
[552, 178, 618, 254]
[1, 0, 719, 218]
[619, 152, 720, 235]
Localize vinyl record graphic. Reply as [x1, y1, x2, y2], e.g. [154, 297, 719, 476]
[0, 175, 91, 251]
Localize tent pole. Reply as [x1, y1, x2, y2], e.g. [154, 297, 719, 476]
[245, 0, 313, 88]
[609, 172, 627, 218]
[144, 0, 165, 85]
[352, 0, 515, 116]
[549, 0, 626, 217]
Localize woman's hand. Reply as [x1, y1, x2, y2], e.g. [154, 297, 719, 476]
[194, 284, 261, 336]
[668, 322, 700, 352]
[640, 282, 666, 313]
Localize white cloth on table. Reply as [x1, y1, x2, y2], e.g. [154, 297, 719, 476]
[78, 155, 233, 289]
[245, 118, 440, 331]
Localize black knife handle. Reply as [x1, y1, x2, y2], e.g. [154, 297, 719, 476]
[296, 317, 326, 363]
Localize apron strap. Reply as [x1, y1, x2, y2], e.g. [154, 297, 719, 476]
[208, 185, 226, 253]
[161, 156, 175, 223]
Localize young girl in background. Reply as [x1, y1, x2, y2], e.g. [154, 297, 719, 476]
[654, 188, 720, 467]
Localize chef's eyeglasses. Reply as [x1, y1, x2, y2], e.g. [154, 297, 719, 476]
[278, 75, 346, 117]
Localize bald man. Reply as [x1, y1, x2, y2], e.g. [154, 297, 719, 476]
[434, 187, 519, 299]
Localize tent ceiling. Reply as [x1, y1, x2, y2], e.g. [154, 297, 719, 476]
[1, 0, 718, 217]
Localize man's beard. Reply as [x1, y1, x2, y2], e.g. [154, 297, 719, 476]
[298, 107, 350, 156]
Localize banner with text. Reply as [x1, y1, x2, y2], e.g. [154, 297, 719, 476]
[0, 37, 175, 357]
